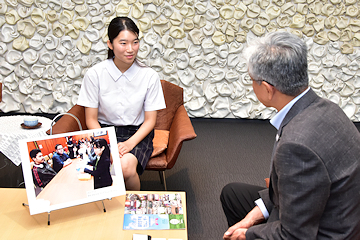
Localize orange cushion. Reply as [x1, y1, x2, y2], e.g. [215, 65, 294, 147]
[151, 130, 169, 157]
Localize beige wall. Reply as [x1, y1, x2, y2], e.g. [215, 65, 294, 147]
[0, 0, 360, 120]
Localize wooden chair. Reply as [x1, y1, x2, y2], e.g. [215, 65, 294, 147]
[47, 80, 197, 190]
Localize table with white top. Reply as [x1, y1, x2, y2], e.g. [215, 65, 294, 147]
[0, 115, 53, 187]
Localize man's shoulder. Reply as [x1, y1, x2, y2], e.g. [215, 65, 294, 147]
[52, 153, 60, 159]
[299, 96, 349, 125]
[43, 162, 53, 170]
[287, 89, 348, 125]
[283, 95, 360, 145]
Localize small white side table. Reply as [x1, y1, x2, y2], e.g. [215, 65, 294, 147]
[0, 115, 53, 166]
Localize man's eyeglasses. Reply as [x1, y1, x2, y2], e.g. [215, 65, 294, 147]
[262, 80, 274, 86]
[249, 74, 274, 86]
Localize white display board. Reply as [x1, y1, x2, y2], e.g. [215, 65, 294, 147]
[20, 126, 125, 215]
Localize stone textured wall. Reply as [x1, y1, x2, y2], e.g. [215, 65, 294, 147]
[1, 0, 360, 120]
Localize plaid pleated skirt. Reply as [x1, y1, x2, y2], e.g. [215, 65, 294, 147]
[102, 124, 154, 175]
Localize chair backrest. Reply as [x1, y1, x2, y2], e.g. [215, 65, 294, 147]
[155, 80, 184, 131]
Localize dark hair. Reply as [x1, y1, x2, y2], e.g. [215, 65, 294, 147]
[93, 138, 110, 160]
[107, 17, 139, 59]
[55, 144, 62, 150]
[30, 149, 41, 159]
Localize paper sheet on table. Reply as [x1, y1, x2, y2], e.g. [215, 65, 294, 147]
[78, 173, 92, 180]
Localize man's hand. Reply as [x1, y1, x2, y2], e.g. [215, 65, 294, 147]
[224, 228, 247, 240]
[223, 219, 251, 240]
[64, 159, 72, 167]
[223, 206, 265, 240]
[223, 224, 247, 240]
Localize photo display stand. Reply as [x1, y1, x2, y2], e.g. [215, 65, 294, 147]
[20, 113, 126, 225]
[22, 199, 106, 225]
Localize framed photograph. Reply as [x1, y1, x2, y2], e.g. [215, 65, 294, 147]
[20, 127, 125, 215]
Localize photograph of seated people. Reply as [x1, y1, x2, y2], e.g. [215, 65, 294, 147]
[22, 131, 121, 212]
[220, 32, 360, 239]
[80, 138, 113, 189]
[52, 144, 72, 173]
[30, 149, 56, 195]
[77, 17, 166, 190]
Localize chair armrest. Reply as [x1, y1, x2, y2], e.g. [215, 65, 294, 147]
[265, 178, 270, 188]
[46, 105, 87, 135]
[166, 105, 197, 169]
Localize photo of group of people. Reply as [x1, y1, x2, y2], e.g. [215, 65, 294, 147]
[29, 133, 112, 195]
[20, 127, 125, 215]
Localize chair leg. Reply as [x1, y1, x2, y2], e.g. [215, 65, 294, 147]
[158, 171, 164, 184]
[158, 171, 167, 191]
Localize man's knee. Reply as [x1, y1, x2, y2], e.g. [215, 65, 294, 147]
[221, 182, 242, 203]
[221, 182, 247, 196]
[221, 182, 264, 206]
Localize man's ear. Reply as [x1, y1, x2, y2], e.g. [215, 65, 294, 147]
[263, 82, 276, 101]
[107, 40, 113, 50]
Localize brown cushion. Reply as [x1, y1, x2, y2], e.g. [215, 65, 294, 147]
[46, 105, 88, 135]
[151, 130, 169, 157]
[155, 80, 183, 131]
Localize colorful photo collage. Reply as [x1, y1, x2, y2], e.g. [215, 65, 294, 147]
[123, 193, 185, 230]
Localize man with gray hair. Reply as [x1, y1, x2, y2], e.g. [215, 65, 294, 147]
[221, 32, 360, 239]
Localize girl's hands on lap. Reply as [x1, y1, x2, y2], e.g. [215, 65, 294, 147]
[117, 141, 133, 157]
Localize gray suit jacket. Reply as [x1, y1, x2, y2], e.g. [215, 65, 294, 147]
[247, 89, 360, 239]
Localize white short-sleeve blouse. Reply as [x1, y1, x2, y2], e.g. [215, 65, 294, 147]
[77, 59, 166, 126]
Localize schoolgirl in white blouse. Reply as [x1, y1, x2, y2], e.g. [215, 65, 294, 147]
[78, 17, 165, 190]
